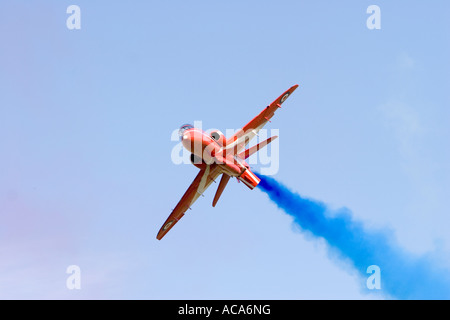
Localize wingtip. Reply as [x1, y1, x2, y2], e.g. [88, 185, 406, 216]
[156, 227, 167, 240]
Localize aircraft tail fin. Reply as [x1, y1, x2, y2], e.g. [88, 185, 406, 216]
[212, 174, 231, 207]
[238, 136, 278, 159]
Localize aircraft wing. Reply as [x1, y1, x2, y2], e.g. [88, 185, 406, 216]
[156, 164, 222, 240]
[225, 84, 299, 155]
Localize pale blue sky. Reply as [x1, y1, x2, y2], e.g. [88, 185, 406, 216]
[0, 1, 449, 299]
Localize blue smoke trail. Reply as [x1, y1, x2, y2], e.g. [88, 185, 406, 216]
[257, 174, 450, 299]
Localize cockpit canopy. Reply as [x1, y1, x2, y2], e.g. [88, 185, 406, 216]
[179, 124, 194, 138]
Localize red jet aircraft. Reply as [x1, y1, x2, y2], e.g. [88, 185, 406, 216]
[156, 85, 299, 240]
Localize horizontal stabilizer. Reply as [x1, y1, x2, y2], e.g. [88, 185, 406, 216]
[212, 174, 230, 207]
